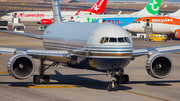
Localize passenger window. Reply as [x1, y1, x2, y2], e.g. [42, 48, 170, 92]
[109, 38, 117, 42]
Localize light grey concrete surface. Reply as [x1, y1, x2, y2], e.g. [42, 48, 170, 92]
[0, 24, 180, 101]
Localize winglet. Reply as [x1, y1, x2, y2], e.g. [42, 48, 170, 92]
[52, 0, 63, 23]
[82, 0, 107, 14]
[75, 9, 81, 15]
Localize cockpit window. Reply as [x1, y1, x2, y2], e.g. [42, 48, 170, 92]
[100, 37, 104, 43]
[100, 37, 131, 44]
[100, 37, 109, 43]
[124, 37, 131, 43]
[133, 21, 140, 23]
[118, 38, 125, 42]
[109, 38, 117, 42]
[6, 14, 11, 16]
[104, 37, 109, 43]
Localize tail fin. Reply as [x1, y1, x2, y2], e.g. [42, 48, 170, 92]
[167, 9, 180, 17]
[52, 0, 63, 23]
[75, 9, 81, 15]
[82, 0, 107, 14]
[131, 0, 162, 16]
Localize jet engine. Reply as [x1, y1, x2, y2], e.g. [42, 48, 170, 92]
[146, 53, 173, 79]
[7, 54, 35, 79]
[175, 29, 180, 39]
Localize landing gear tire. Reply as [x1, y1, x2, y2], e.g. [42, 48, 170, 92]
[33, 75, 40, 84]
[121, 74, 129, 84]
[44, 75, 50, 84]
[108, 83, 112, 91]
[114, 83, 118, 91]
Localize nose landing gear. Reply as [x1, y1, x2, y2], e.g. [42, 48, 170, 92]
[108, 69, 129, 91]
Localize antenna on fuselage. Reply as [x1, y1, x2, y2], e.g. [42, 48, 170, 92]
[52, 0, 63, 23]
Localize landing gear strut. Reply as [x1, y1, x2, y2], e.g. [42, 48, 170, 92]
[33, 59, 59, 84]
[108, 69, 129, 91]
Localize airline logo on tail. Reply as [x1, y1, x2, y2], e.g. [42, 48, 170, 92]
[91, 0, 104, 11]
[83, 0, 107, 14]
[146, 0, 161, 15]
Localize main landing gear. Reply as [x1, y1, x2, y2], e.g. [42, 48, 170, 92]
[33, 59, 59, 84]
[108, 69, 129, 91]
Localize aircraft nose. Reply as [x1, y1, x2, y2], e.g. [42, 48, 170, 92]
[125, 24, 135, 32]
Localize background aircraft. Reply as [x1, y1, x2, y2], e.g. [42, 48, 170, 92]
[0, 0, 179, 92]
[66, 0, 162, 22]
[0, 0, 107, 22]
[92, 17, 140, 27]
[125, 16, 180, 39]
[166, 8, 180, 17]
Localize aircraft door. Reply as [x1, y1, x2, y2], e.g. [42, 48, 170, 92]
[146, 19, 151, 28]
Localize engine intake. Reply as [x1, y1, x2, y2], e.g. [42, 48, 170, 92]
[146, 53, 173, 79]
[7, 54, 35, 79]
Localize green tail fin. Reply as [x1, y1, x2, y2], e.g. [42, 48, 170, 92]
[146, 0, 162, 15]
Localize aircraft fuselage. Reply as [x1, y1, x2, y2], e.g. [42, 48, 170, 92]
[43, 22, 133, 71]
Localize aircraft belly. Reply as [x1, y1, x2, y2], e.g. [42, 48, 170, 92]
[77, 57, 131, 71]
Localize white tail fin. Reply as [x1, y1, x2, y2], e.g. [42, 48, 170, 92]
[168, 9, 180, 17]
[118, 11, 122, 16]
[131, 0, 162, 16]
[52, 0, 63, 23]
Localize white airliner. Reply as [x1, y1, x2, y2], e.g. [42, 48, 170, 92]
[66, 0, 162, 22]
[125, 16, 180, 39]
[0, 0, 107, 22]
[0, 0, 180, 91]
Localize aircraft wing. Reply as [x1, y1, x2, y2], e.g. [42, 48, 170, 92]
[0, 30, 43, 39]
[0, 47, 70, 60]
[133, 45, 180, 57]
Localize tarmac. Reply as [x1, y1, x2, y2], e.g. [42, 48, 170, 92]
[0, 23, 180, 101]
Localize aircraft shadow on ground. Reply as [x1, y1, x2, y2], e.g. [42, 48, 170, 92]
[1, 70, 180, 90]
[47, 70, 132, 91]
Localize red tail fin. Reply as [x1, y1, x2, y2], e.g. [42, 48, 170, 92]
[75, 9, 81, 15]
[64, 8, 67, 11]
[82, 0, 107, 14]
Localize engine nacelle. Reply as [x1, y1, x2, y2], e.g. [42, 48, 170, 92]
[146, 53, 173, 79]
[7, 54, 35, 79]
[175, 29, 180, 39]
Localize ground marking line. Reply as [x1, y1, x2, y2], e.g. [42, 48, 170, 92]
[123, 90, 169, 101]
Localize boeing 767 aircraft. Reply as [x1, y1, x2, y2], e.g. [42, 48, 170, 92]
[0, 0, 180, 91]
